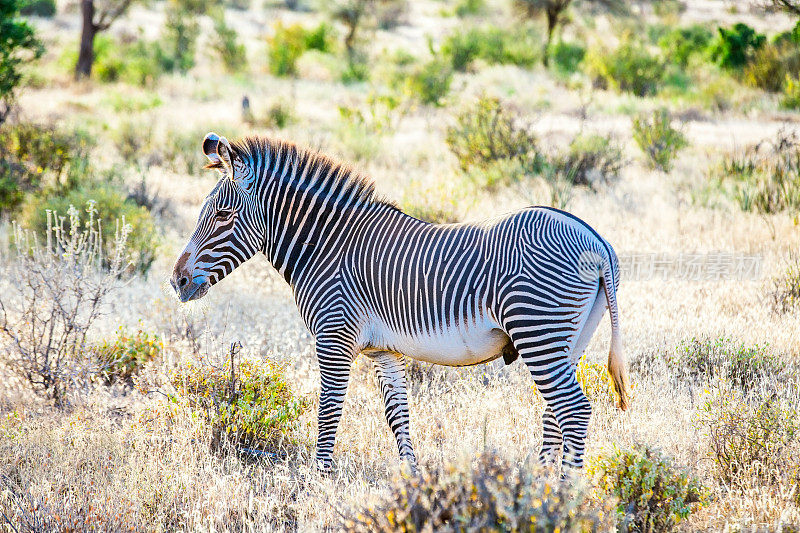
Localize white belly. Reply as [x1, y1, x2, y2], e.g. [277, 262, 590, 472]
[362, 315, 510, 366]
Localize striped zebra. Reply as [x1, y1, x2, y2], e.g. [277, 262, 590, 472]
[171, 133, 631, 471]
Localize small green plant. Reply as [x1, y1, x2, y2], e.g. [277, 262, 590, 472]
[698, 390, 800, 491]
[343, 450, 615, 532]
[440, 25, 540, 72]
[632, 108, 688, 172]
[710, 22, 765, 69]
[20, 186, 160, 274]
[668, 337, 788, 389]
[454, 0, 484, 17]
[586, 35, 665, 96]
[658, 24, 713, 67]
[782, 74, 800, 109]
[267, 22, 309, 76]
[769, 253, 800, 314]
[709, 129, 800, 214]
[170, 345, 308, 453]
[403, 58, 452, 106]
[588, 444, 709, 533]
[550, 40, 585, 74]
[93, 327, 162, 385]
[212, 12, 247, 73]
[553, 132, 624, 189]
[263, 97, 295, 129]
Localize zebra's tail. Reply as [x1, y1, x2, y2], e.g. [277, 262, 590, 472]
[601, 253, 630, 411]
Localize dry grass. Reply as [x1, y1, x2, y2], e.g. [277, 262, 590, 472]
[2, 0, 800, 531]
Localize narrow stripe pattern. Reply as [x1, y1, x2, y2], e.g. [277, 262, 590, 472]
[173, 135, 624, 471]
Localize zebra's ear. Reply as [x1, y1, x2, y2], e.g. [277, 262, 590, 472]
[202, 132, 233, 173]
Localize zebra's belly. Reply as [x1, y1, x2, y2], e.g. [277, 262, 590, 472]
[362, 316, 510, 367]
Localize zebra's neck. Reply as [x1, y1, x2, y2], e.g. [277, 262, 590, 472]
[258, 142, 409, 286]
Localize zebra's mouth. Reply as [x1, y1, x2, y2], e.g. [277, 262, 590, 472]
[176, 277, 210, 303]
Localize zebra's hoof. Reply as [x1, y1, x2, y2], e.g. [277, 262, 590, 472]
[315, 458, 334, 475]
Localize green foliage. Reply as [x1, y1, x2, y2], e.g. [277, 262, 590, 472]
[264, 97, 295, 129]
[782, 74, 800, 109]
[658, 24, 713, 67]
[446, 95, 541, 178]
[743, 41, 800, 92]
[403, 58, 452, 106]
[769, 254, 800, 314]
[586, 36, 665, 96]
[552, 132, 624, 189]
[631, 108, 688, 172]
[85, 36, 164, 86]
[171, 354, 308, 452]
[576, 358, 616, 406]
[710, 23, 765, 69]
[212, 12, 247, 73]
[550, 40, 585, 74]
[0, 0, 43, 119]
[0, 121, 91, 216]
[589, 444, 709, 533]
[440, 25, 539, 72]
[343, 450, 615, 532]
[93, 327, 162, 385]
[668, 337, 788, 389]
[159, 2, 200, 73]
[19, 0, 55, 17]
[454, 0, 484, 17]
[20, 186, 160, 274]
[699, 391, 800, 491]
[710, 129, 800, 214]
[267, 22, 335, 77]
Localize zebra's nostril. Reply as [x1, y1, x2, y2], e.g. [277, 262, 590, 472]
[178, 276, 189, 288]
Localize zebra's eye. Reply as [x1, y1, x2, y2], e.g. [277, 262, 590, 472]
[216, 209, 233, 220]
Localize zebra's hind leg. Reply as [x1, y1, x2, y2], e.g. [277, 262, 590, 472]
[368, 352, 417, 468]
[539, 405, 562, 466]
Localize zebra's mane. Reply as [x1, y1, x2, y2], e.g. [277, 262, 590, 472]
[228, 135, 400, 212]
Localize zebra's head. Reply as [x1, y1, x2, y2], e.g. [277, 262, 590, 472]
[171, 132, 264, 302]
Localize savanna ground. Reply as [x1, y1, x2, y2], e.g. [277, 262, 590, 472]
[1, 0, 800, 530]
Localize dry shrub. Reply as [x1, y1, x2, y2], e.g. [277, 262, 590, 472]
[342, 450, 615, 532]
[92, 327, 163, 386]
[769, 253, 800, 314]
[632, 108, 688, 172]
[170, 344, 308, 454]
[588, 444, 709, 532]
[699, 390, 800, 497]
[0, 205, 131, 406]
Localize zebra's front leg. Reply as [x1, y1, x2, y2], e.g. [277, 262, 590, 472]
[539, 405, 563, 466]
[314, 334, 356, 472]
[368, 352, 417, 468]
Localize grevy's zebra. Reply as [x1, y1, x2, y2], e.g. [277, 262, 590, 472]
[171, 133, 631, 471]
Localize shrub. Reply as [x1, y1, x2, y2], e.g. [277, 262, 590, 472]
[20, 186, 160, 274]
[576, 358, 616, 405]
[588, 444, 709, 532]
[769, 253, 800, 314]
[668, 336, 788, 389]
[0, 204, 131, 406]
[782, 74, 800, 109]
[552, 132, 624, 189]
[93, 327, 162, 385]
[0, 121, 92, 216]
[263, 97, 295, 129]
[212, 13, 247, 73]
[699, 391, 800, 490]
[586, 36, 665, 96]
[403, 58, 452, 106]
[632, 108, 688, 172]
[0, 0, 43, 123]
[550, 40, 585, 74]
[170, 346, 308, 453]
[343, 450, 615, 532]
[159, 2, 200, 73]
[267, 22, 308, 76]
[743, 42, 800, 92]
[440, 25, 539, 71]
[19, 0, 56, 17]
[658, 24, 713, 67]
[446, 95, 541, 174]
[710, 23, 765, 69]
[454, 0, 484, 17]
[710, 129, 800, 214]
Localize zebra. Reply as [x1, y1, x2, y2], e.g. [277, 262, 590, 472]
[171, 132, 631, 472]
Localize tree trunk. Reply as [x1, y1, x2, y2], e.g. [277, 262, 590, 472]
[543, 8, 558, 67]
[75, 0, 96, 80]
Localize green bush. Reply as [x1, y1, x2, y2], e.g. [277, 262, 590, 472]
[769, 254, 800, 314]
[743, 42, 800, 92]
[403, 58, 452, 106]
[212, 13, 247, 73]
[699, 391, 800, 491]
[632, 108, 688, 172]
[343, 451, 615, 532]
[552, 132, 624, 189]
[20, 188, 160, 274]
[658, 24, 713, 67]
[782, 74, 800, 109]
[440, 25, 539, 72]
[588, 444, 709, 532]
[69, 35, 164, 85]
[454, 0, 484, 17]
[266, 22, 334, 77]
[93, 327, 162, 385]
[0, 121, 91, 216]
[710, 23, 765, 69]
[586, 36, 665, 96]
[19, 0, 56, 17]
[710, 129, 800, 214]
[446, 95, 541, 176]
[159, 3, 200, 73]
[550, 40, 585, 74]
[0, 0, 43, 120]
[170, 353, 308, 453]
[668, 337, 788, 389]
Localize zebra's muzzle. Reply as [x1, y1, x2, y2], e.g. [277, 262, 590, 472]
[171, 273, 210, 302]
